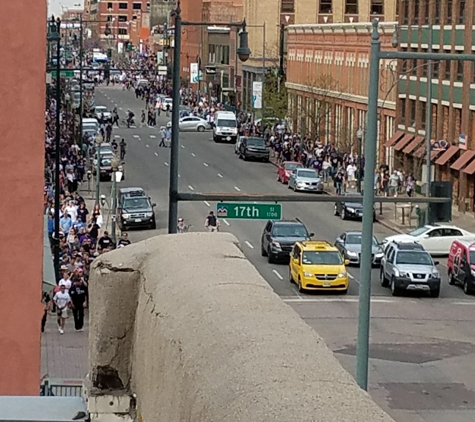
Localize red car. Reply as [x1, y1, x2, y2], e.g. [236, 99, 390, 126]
[277, 161, 303, 184]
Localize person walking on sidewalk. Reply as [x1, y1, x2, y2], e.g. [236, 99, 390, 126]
[140, 110, 146, 127]
[159, 126, 166, 147]
[69, 278, 88, 331]
[120, 138, 127, 160]
[53, 285, 71, 335]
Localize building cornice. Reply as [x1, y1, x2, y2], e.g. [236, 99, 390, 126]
[287, 21, 397, 35]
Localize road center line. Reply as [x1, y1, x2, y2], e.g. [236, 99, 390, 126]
[114, 135, 120, 138]
[217, 173, 223, 178]
[145, 144, 149, 148]
[203, 163, 209, 167]
[204, 201, 211, 207]
[188, 185, 194, 191]
[191, 153, 196, 157]
[234, 186, 241, 191]
[181, 145, 185, 149]
[273, 270, 284, 280]
[154, 152, 159, 156]
[245, 241, 254, 249]
[164, 162, 169, 166]
[222, 219, 230, 226]
[149, 135, 156, 138]
[133, 135, 140, 138]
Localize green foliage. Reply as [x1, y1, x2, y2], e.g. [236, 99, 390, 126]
[263, 67, 288, 120]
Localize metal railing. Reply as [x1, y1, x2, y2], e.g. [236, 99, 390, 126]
[40, 380, 83, 397]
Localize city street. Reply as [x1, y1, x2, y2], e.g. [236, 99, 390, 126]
[96, 86, 475, 421]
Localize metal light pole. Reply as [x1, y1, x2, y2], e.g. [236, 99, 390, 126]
[79, 15, 84, 147]
[356, 20, 380, 391]
[111, 156, 120, 244]
[356, 127, 364, 193]
[48, 16, 62, 282]
[425, 24, 434, 224]
[95, 134, 103, 204]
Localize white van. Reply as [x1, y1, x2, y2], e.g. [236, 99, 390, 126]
[213, 111, 238, 143]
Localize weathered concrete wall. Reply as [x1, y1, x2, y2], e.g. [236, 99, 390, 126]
[89, 233, 394, 422]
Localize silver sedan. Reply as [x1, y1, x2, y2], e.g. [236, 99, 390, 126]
[166, 116, 210, 132]
[288, 169, 324, 193]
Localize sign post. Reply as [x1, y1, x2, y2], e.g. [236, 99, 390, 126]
[50, 70, 75, 78]
[252, 81, 263, 109]
[216, 203, 282, 220]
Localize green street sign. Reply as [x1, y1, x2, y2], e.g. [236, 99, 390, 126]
[51, 70, 74, 78]
[217, 203, 282, 220]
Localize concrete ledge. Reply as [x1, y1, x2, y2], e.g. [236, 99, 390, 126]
[89, 233, 394, 422]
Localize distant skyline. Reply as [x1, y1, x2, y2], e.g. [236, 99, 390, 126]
[48, 0, 84, 18]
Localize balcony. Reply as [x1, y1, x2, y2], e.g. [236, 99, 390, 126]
[344, 14, 359, 23]
[318, 14, 333, 24]
[370, 14, 384, 22]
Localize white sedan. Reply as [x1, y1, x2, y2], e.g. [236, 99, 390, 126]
[384, 225, 475, 255]
[94, 106, 112, 121]
[166, 116, 210, 132]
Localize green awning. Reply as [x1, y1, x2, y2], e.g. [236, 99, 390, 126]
[43, 216, 56, 292]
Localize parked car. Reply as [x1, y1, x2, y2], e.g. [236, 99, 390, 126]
[447, 239, 475, 295]
[277, 161, 303, 184]
[380, 240, 441, 297]
[334, 192, 376, 221]
[238, 137, 270, 161]
[288, 168, 324, 193]
[117, 187, 156, 230]
[94, 105, 112, 122]
[261, 219, 314, 263]
[384, 225, 475, 255]
[335, 231, 383, 266]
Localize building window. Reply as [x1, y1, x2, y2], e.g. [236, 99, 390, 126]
[403, 0, 409, 24]
[421, 101, 427, 130]
[432, 58, 440, 78]
[459, 0, 466, 23]
[319, 0, 332, 13]
[423, 0, 430, 23]
[421, 58, 428, 77]
[106, 15, 113, 22]
[345, 0, 358, 14]
[410, 100, 416, 126]
[446, 0, 453, 23]
[133, 2, 142, 10]
[434, 0, 441, 23]
[209, 44, 216, 63]
[118, 15, 128, 22]
[118, 28, 128, 35]
[400, 99, 406, 120]
[457, 60, 463, 82]
[413, 0, 419, 24]
[370, 0, 383, 15]
[444, 57, 451, 80]
[281, 0, 294, 13]
[119, 2, 128, 9]
[107, 2, 112, 8]
[221, 45, 230, 65]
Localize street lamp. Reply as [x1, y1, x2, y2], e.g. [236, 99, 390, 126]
[95, 134, 103, 205]
[110, 156, 120, 244]
[167, 2, 252, 233]
[356, 127, 364, 193]
[47, 15, 62, 282]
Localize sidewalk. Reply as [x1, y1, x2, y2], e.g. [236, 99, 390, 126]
[269, 157, 475, 234]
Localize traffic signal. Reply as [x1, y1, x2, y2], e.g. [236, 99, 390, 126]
[428, 181, 452, 223]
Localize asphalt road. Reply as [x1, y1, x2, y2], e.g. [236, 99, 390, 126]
[95, 86, 475, 422]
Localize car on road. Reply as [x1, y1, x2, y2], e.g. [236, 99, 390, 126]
[213, 111, 238, 143]
[166, 116, 210, 132]
[277, 161, 303, 184]
[380, 240, 441, 297]
[383, 225, 475, 255]
[334, 231, 383, 266]
[238, 136, 270, 161]
[117, 187, 156, 230]
[447, 239, 475, 295]
[161, 97, 173, 111]
[334, 192, 376, 221]
[289, 240, 349, 293]
[94, 105, 112, 122]
[261, 219, 314, 263]
[288, 168, 324, 193]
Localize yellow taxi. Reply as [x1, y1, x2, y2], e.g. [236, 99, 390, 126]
[289, 240, 349, 293]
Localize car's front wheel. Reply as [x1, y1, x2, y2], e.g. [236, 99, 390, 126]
[340, 208, 346, 220]
[334, 204, 339, 216]
[197, 125, 205, 132]
[267, 248, 275, 263]
[390, 277, 401, 296]
[380, 269, 389, 287]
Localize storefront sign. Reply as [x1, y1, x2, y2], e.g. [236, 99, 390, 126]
[459, 134, 467, 150]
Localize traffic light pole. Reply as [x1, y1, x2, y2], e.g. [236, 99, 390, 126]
[79, 15, 84, 147]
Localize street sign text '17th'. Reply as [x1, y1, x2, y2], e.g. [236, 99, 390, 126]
[217, 203, 282, 220]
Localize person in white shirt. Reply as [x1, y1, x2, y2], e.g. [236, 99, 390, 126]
[65, 200, 78, 223]
[59, 273, 72, 290]
[346, 163, 357, 189]
[53, 285, 72, 334]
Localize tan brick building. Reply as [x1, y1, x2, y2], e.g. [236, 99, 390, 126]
[286, 22, 397, 162]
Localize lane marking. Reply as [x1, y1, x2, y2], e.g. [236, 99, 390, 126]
[164, 162, 169, 166]
[188, 185, 194, 191]
[154, 152, 159, 156]
[181, 145, 185, 149]
[234, 186, 241, 191]
[203, 163, 209, 167]
[204, 201, 211, 207]
[145, 144, 149, 148]
[222, 219, 230, 226]
[283, 298, 400, 304]
[178, 174, 181, 178]
[114, 135, 120, 138]
[217, 173, 223, 178]
[273, 270, 284, 280]
[149, 135, 156, 139]
[245, 241, 254, 249]
[119, 107, 123, 110]
[191, 153, 196, 157]
[133, 135, 140, 139]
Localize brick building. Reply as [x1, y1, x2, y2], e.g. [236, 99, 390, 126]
[286, 22, 397, 162]
[393, 0, 475, 211]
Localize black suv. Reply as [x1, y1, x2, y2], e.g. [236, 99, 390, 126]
[117, 187, 157, 230]
[239, 136, 270, 162]
[261, 219, 314, 263]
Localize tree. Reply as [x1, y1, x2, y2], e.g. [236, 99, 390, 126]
[262, 67, 288, 120]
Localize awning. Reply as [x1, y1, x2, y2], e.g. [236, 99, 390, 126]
[43, 216, 56, 293]
[435, 145, 459, 165]
[393, 133, 414, 151]
[384, 130, 404, 147]
[450, 150, 475, 171]
[414, 145, 425, 158]
[463, 158, 475, 175]
[403, 136, 424, 154]
[431, 149, 442, 160]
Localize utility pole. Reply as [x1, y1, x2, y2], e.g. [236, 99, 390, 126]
[425, 24, 434, 224]
[79, 15, 84, 148]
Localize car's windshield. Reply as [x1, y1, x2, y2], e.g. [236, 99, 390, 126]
[408, 227, 431, 237]
[346, 234, 378, 246]
[396, 251, 433, 265]
[100, 157, 112, 166]
[470, 251, 475, 263]
[247, 138, 265, 147]
[272, 225, 308, 238]
[297, 170, 318, 178]
[285, 163, 301, 171]
[302, 251, 343, 265]
[123, 198, 150, 210]
[217, 119, 237, 128]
